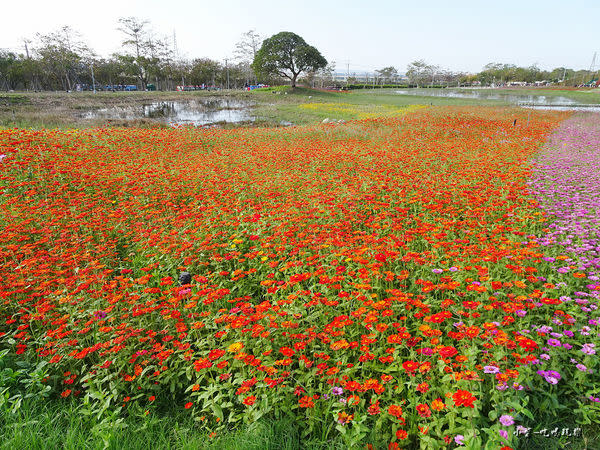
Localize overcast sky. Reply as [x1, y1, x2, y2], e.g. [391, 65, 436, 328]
[2, 0, 599, 74]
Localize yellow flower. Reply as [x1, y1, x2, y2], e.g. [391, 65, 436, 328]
[227, 342, 244, 353]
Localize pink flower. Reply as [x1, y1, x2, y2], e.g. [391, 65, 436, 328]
[499, 415, 514, 426]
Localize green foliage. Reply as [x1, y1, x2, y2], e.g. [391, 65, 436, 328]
[0, 51, 23, 91]
[0, 395, 598, 449]
[475, 63, 598, 86]
[0, 349, 51, 414]
[375, 66, 399, 84]
[0, 396, 354, 450]
[35, 26, 92, 92]
[189, 58, 222, 86]
[252, 32, 327, 87]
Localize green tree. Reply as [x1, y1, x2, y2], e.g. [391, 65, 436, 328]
[477, 63, 559, 86]
[0, 51, 19, 91]
[35, 26, 92, 91]
[189, 58, 222, 86]
[252, 32, 327, 87]
[406, 60, 435, 86]
[376, 66, 398, 84]
[96, 56, 135, 88]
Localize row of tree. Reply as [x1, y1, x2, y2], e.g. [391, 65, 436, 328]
[474, 63, 597, 86]
[0, 21, 284, 91]
[0, 20, 336, 91]
[0, 18, 596, 91]
[373, 61, 597, 88]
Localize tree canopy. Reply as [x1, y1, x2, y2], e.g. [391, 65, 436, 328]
[1, 20, 593, 92]
[376, 66, 399, 84]
[406, 60, 439, 87]
[252, 32, 327, 87]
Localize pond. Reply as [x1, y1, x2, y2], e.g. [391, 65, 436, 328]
[81, 98, 255, 126]
[522, 105, 600, 112]
[394, 88, 594, 108]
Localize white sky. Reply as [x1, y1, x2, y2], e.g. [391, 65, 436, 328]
[2, 0, 599, 74]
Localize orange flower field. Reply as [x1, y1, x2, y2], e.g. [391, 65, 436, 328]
[1, 107, 599, 448]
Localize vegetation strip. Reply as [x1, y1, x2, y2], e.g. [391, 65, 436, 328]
[1, 107, 599, 448]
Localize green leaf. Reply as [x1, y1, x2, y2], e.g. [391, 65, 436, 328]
[211, 402, 224, 421]
[521, 407, 534, 420]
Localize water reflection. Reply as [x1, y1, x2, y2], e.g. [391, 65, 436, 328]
[82, 98, 255, 126]
[395, 89, 579, 105]
[523, 105, 600, 112]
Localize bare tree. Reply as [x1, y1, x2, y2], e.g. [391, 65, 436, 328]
[233, 29, 262, 85]
[233, 29, 262, 63]
[118, 17, 149, 60]
[309, 61, 336, 88]
[117, 17, 156, 89]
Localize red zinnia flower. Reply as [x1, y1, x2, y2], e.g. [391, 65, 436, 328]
[367, 400, 380, 415]
[299, 395, 314, 408]
[388, 404, 403, 418]
[243, 395, 256, 406]
[396, 429, 408, 440]
[416, 382, 429, 393]
[416, 403, 431, 418]
[438, 346, 458, 358]
[452, 389, 477, 408]
[208, 349, 225, 360]
[402, 360, 418, 373]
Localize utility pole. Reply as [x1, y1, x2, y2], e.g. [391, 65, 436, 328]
[23, 39, 30, 59]
[172, 30, 178, 58]
[340, 60, 351, 87]
[588, 52, 597, 85]
[91, 61, 96, 94]
[22, 38, 36, 91]
[225, 58, 230, 90]
[578, 52, 596, 86]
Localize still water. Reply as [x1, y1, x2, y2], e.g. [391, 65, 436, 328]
[395, 88, 600, 111]
[523, 105, 600, 112]
[81, 98, 255, 126]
